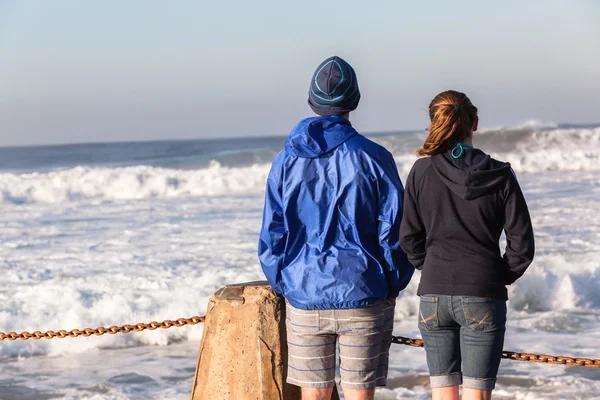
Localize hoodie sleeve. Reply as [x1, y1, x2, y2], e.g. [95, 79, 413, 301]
[258, 153, 287, 294]
[399, 164, 427, 270]
[376, 152, 415, 298]
[503, 170, 535, 284]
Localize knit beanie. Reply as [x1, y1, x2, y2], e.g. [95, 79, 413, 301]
[308, 56, 361, 116]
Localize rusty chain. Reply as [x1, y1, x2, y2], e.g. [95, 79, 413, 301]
[501, 350, 600, 369]
[391, 335, 600, 369]
[0, 318, 598, 369]
[0, 316, 205, 341]
[392, 335, 425, 348]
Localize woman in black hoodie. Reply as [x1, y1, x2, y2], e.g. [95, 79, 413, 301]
[400, 90, 534, 400]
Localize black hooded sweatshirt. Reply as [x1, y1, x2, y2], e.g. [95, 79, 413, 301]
[399, 148, 535, 300]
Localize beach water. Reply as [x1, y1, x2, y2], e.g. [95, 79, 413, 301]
[0, 123, 599, 399]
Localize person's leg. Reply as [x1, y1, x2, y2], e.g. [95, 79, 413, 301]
[432, 385, 459, 400]
[457, 296, 507, 397]
[301, 387, 335, 400]
[285, 303, 337, 394]
[419, 295, 462, 400]
[342, 388, 375, 400]
[462, 387, 492, 400]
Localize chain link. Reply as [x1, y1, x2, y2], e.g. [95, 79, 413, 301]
[0, 316, 205, 341]
[392, 335, 600, 369]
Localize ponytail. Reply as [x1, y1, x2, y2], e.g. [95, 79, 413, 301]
[417, 90, 478, 157]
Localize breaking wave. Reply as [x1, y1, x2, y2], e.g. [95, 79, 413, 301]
[0, 125, 598, 205]
[0, 162, 271, 205]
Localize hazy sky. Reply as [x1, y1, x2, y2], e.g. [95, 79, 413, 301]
[0, 0, 599, 146]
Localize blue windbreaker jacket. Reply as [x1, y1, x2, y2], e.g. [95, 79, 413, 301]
[258, 116, 414, 310]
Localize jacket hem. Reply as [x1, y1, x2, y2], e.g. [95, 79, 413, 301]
[284, 297, 383, 310]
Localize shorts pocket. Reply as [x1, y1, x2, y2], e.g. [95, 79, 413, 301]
[418, 296, 439, 331]
[286, 305, 320, 334]
[460, 297, 499, 332]
[344, 302, 388, 336]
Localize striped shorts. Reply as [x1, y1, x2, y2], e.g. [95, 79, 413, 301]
[285, 300, 395, 390]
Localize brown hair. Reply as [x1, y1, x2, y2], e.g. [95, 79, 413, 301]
[417, 90, 478, 157]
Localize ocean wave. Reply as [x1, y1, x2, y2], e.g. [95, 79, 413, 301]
[484, 126, 600, 173]
[479, 119, 559, 132]
[1, 126, 599, 205]
[390, 125, 600, 175]
[0, 162, 271, 205]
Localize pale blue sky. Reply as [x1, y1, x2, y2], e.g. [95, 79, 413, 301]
[0, 0, 598, 146]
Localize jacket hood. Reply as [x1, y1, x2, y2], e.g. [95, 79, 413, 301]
[431, 148, 512, 200]
[285, 116, 358, 158]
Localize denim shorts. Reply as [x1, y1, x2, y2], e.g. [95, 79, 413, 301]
[418, 294, 507, 390]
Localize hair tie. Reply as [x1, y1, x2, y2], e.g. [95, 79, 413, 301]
[451, 142, 473, 159]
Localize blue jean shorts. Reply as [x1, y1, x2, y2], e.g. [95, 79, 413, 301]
[418, 294, 507, 390]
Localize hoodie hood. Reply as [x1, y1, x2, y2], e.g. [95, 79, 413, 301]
[431, 148, 512, 200]
[285, 116, 358, 158]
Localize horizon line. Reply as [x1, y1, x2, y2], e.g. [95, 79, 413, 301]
[1, 122, 599, 150]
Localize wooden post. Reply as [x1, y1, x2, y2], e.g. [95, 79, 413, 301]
[190, 281, 340, 400]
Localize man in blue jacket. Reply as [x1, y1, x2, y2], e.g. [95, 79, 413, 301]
[259, 56, 414, 400]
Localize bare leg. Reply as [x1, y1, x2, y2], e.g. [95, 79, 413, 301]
[432, 385, 459, 400]
[343, 388, 375, 400]
[462, 388, 492, 400]
[302, 387, 334, 400]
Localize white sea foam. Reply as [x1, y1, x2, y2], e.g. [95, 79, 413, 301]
[515, 119, 558, 129]
[0, 128, 599, 398]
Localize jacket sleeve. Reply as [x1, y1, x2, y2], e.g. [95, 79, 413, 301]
[503, 170, 535, 284]
[258, 154, 287, 294]
[376, 152, 415, 298]
[399, 165, 427, 270]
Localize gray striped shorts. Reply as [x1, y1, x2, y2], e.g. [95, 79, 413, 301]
[285, 300, 395, 390]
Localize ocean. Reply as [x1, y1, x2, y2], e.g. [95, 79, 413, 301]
[0, 122, 599, 399]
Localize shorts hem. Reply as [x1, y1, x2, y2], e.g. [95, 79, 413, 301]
[339, 380, 381, 390]
[430, 372, 462, 388]
[286, 377, 336, 389]
[463, 376, 496, 390]
[376, 379, 387, 387]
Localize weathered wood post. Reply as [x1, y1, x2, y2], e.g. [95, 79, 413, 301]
[190, 281, 340, 400]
